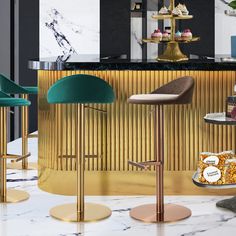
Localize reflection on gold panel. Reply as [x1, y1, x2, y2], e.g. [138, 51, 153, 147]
[38, 70, 236, 195]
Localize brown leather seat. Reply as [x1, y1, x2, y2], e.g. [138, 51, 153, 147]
[128, 76, 194, 105]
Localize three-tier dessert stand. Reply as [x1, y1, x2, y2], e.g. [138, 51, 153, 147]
[143, 0, 200, 62]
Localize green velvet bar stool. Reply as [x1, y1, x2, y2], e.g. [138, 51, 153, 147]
[0, 91, 30, 203]
[47, 74, 115, 222]
[0, 74, 38, 170]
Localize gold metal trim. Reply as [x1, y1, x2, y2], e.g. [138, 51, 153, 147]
[0, 107, 30, 203]
[22, 94, 29, 169]
[7, 94, 37, 170]
[0, 107, 7, 202]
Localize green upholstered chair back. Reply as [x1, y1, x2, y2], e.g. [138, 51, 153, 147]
[0, 91, 11, 98]
[0, 74, 28, 94]
[47, 74, 115, 104]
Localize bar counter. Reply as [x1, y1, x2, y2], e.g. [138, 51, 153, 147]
[29, 55, 236, 196]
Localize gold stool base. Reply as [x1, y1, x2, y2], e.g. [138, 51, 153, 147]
[50, 203, 112, 222]
[130, 203, 191, 223]
[1, 189, 30, 203]
[7, 162, 37, 170]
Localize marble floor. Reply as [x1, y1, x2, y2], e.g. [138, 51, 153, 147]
[1, 136, 236, 236]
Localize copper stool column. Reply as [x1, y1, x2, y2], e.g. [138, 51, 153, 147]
[128, 76, 194, 223]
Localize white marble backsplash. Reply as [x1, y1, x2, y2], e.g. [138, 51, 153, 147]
[131, 11, 158, 60]
[215, 0, 236, 55]
[40, 0, 99, 58]
[131, 17, 143, 59]
[147, 11, 159, 59]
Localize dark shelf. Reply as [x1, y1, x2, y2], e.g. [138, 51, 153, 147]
[130, 9, 146, 13]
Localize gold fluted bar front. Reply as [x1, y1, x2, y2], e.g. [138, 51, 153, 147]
[38, 70, 236, 195]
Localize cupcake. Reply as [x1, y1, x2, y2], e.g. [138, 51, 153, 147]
[172, 7, 182, 16]
[159, 6, 169, 15]
[177, 3, 189, 15]
[181, 29, 192, 40]
[162, 31, 170, 41]
[175, 31, 182, 40]
[151, 29, 162, 40]
[181, 4, 189, 15]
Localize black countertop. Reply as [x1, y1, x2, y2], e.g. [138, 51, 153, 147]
[28, 54, 236, 71]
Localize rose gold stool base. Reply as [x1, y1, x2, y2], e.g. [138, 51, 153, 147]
[7, 162, 37, 170]
[1, 189, 30, 203]
[130, 203, 191, 223]
[50, 203, 112, 222]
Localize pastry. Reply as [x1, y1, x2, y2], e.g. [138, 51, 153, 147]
[181, 29, 192, 40]
[172, 7, 182, 16]
[158, 6, 169, 15]
[200, 151, 234, 166]
[177, 3, 189, 15]
[181, 4, 189, 15]
[151, 29, 162, 40]
[162, 31, 170, 41]
[198, 161, 226, 185]
[174, 31, 182, 40]
[225, 159, 236, 184]
[198, 151, 236, 185]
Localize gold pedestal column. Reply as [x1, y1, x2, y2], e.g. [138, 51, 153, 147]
[158, 42, 188, 62]
[7, 94, 37, 170]
[50, 104, 111, 222]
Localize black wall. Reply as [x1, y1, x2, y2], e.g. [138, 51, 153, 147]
[17, 0, 39, 134]
[100, 0, 131, 58]
[176, 0, 215, 57]
[0, 0, 16, 139]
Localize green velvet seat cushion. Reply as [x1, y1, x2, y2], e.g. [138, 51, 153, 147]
[0, 91, 31, 107]
[47, 74, 115, 104]
[0, 74, 38, 95]
[22, 86, 38, 94]
[0, 98, 31, 107]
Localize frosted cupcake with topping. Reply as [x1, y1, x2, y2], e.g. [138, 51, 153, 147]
[175, 31, 182, 40]
[162, 31, 170, 41]
[159, 6, 169, 15]
[151, 29, 162, 40]
[181, 4, 189, 15]
[172, 7, 182, 16]
[181, 29, 192, 40]
[177, 3, 189, 15]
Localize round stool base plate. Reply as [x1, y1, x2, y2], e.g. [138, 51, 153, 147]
[50, 203, 112, 222]
[7, 162, 37, 170]
[1, 189, 30, 203]
[130, 203, 191, 223]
